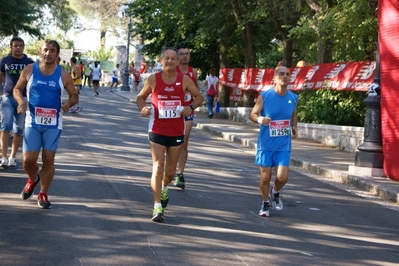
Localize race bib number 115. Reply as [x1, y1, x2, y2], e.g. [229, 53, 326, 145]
[158, 100, 181, 119]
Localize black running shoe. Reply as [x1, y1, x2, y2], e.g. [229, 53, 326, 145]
[151, 206, 164, 222]
[161, 187, 169, 208]
[174, 173, 185, 189]
[21, 175, 41, 200]
[258, 201, 270, 217]
[37, 192, 52, 209]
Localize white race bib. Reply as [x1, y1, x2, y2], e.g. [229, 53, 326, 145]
[269, 119, 290, 137]
[158, 100, 182, 119]
[35, 107, 57, 126]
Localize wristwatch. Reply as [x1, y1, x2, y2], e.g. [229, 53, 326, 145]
[189, 104, 196, 110]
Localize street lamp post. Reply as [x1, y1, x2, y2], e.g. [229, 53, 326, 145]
[120, 5, 132, 91]
[349, 38, 384, 177]
[354, 47, 383, 167]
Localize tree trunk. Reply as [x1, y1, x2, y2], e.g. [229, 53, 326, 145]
[317, 34, 333, 63]
[231, 0, 257, 107]
[100, 31, 106, 48]
[282, 38, 293, 67]
[219, 42, 231, 107]
[306, 0, 336, 64]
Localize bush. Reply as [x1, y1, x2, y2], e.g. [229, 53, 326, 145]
[296, 89, 367, 126]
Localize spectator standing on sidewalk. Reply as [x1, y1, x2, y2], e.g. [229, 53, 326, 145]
[69, 57, 82, 113]
[136, 47, 204, 223]
[249, 66, 298, 217]
[204, 68, 219, 118]
[0, 37, 34, 168]
[13, 39, 78, 209]
[174, 45, 199, 190]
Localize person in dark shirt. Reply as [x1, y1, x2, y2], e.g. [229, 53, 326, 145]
[0, 37, 34, 168]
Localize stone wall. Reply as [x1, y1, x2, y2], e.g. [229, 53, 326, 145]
[197, 106, 364, 153]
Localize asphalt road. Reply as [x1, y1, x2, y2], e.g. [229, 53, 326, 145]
[1, 88, 398, 266]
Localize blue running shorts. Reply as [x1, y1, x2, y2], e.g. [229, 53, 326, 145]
[255, 150, 291, 167]
[184, 113, 194, 121]
[23, 127, 62, 152]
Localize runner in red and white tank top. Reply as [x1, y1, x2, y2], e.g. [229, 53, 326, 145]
[136, 47, 204, 223]
[176, 65, 197, 112]
[149, 72, 185, 136]
[174, 46, 199, 190]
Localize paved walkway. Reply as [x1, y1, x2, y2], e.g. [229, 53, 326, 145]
[108, 87, 399, 204]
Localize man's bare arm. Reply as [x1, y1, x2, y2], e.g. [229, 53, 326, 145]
[291, 102, 299, 138]
[249, 96, 271, 125]
[184, 75, 204, 109]
[136, 74, 155, 117]
[192, 67, 199, 88]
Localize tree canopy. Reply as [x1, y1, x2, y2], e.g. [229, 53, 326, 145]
[0, 0, 378, 89]
[0, 0, 377, 73]
[125, 0, 377, 106]
[127, 0, 378, 70]
[0, 0, 77, 38]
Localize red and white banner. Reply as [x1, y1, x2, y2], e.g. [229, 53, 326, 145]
[220, 61, 376, 91]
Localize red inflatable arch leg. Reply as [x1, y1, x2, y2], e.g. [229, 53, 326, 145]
[380, 0, 399, 181]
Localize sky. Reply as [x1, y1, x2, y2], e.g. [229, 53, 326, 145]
[69, 17, 124, 52]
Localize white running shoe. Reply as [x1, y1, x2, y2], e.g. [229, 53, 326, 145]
[1, 157, 9, 167]
[269, 188, 283, 210]
[8, 157, 16, 167]
[258, 201, 270, 217]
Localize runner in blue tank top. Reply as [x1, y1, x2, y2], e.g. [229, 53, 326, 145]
[13, 39, 78, 209]
[249, 66, 299, 217]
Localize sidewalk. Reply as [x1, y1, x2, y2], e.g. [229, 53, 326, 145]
[110, 88, 399, 204]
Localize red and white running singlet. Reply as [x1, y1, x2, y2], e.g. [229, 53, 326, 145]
[149, 72, 186, 136]
[176, 66, 195, 106]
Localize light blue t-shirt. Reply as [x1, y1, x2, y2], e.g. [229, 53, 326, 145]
[257, 88, 298, 152]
